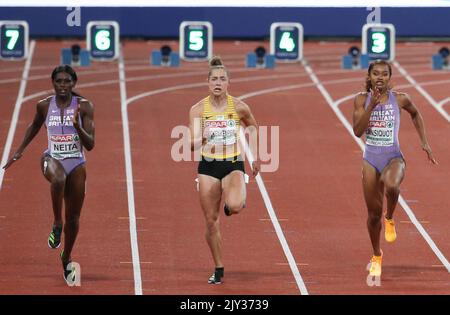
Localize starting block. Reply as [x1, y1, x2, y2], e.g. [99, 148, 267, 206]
[246, 53, 275, 68]
[432, 55, 449, 70]
[61, 48, 90, 67]
[432, 47, 449, 70]
[342, 54, 369, 70]
[151, 50, 180, 67]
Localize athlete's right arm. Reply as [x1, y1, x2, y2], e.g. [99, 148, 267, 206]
[2, 99, 48, 170]
[189, 102, 204, 152]
[352, 92, 377, 138]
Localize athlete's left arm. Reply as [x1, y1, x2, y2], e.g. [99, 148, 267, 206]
[73, 99, 95, 151]
[236, 100, 260, 176]
[398, 93, 437, 164]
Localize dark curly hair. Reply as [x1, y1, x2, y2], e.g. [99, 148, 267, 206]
[365, 60, 393, 92]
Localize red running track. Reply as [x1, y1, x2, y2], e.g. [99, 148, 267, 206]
[0, 39, 448, 294]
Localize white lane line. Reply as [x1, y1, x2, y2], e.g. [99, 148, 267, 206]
[20, 70, 313, 108]
[127, 76, 369, 108]
[0, 64, 273, 86]
[0, 66, 250, 86]
[333, 79, 450, 110]
[122, 74, 450, 296]
[399, 79, 450, 89]
[128, 82, 315, 294]
[332, 68, 450, 111]
[245, 156, 308, 295]
[1, 54, 446, 293]
[0, 40, 36, 191]
[125, 81, 315, 295]
[17, 74, 450, 114]
[239, 83, 314, 99]
[303, 60, 450, 273]
[0, 64, 53, 74]
[437, 96, 450, 109]
[393, 61, 450, 122]
[126, 72, 315, 106]
[0, 65, 146, 85]
[303, 63, 365, 149]
[118, 47, 143, 295]
[238, 92, 309, 295]
[406, 70, 450, 77]
[19, 73, 307, 107]
[16, 64, 392, 108]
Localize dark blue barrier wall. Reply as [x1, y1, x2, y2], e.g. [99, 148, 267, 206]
[0, 7, 449, 38]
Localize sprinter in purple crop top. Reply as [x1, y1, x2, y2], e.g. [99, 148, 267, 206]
[353, 60, 437, 279]
[3, 65, 95, 285]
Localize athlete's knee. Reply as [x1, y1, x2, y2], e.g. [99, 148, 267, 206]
[225, 200, 245, 215]
[367, 210, 382, 226]
[51, 175, 66, 190]
[206, 222, 219, 236]
[384, 182, 400, 198]
[205, 216, 219, 234]
[65, 212, 80, 226]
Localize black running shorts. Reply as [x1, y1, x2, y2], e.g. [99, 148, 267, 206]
[198, 155, 245, 180]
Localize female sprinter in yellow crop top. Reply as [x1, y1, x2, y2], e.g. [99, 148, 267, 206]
[189, 56, 260, 285]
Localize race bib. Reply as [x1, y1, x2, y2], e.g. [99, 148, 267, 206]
[50, 134, 82, 159]
[205, 119, 237, 145]
[366, 117, 395, 146]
